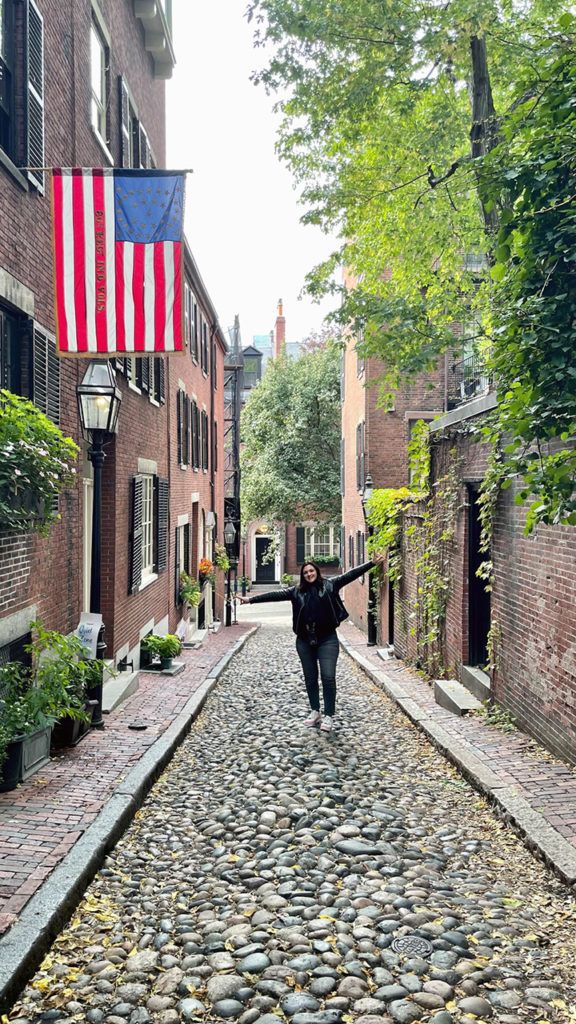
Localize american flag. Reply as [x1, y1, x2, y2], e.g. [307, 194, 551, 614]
[52, 168, 185, 356]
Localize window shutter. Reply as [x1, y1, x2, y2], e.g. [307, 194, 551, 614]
[174, 526, 181, 605]
[158, 358, 165, 404]
[139, 124, 150, 168]
[340, 525, 345, 570]
[129, 475, 144, 595]
[348, 534, 354, 568]
[184, 523, 190, 574]
[32, 324, 59, 424]
[186, 397, 192, 466]
[141, 357, 151, 393]
[192, 401, 199, 468]
[183, 395, 189, 465]
[212, 419, 218, 472]
[340, 437, 345, 497]
[154, 476, 169, 574]
[119, 76, 131, 167]
[176, 389, 182, 464]
[26, 0, 44, 192]
[211, 339, 217, 389]
[296, 527, 305, 564]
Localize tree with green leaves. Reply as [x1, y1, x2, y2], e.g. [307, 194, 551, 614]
[240, 344, 341, 525]
[247, 0, 568, 381]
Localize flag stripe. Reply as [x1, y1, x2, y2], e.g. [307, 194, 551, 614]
[83, 171, 98, 353]
[52, 172, 68, 353]
[144, 244, 155, 352]
[173, 241, 183, 351]
[123, 243, 135, 352]
[72, 171, 88, 353]
[103, 172, 117, 352]
[163, 241, 175, 351]
[133, 244, 145, 352]
[92, 171, 108, 354]
[115, 241, 126, 352]
[154, 242, 166, 352]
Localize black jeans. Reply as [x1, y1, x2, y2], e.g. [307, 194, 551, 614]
[296, 632, 339, 717]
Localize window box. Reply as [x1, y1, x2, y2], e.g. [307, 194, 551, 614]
[0, 726, 51, 793]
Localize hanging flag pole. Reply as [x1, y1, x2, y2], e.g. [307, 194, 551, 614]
[51, 167, 190, 358]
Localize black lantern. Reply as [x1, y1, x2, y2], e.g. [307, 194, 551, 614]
[76, 361, 122, 725]
[361, 473, 377, 646]
[77, 360, 122, 437]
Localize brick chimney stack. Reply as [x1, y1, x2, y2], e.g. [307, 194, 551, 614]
[274, 298, 286, 358]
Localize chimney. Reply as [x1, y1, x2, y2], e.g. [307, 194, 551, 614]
[274, 298, 286, 358]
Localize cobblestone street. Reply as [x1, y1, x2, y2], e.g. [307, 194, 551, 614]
[8, 626, 576, 1024]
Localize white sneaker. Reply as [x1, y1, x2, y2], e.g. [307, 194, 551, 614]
[305, 710, 321, 727]
[320, 716, 334, 733]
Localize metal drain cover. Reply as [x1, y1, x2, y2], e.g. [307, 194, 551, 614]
[391, 935, 433, 957]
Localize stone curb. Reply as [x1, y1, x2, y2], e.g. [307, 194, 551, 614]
[340, 637, 576, 889]
[0, 626, 258, 1016]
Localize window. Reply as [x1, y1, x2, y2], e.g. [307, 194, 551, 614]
[192, 400, 200, 469]
[90, 20, 108, 143]
[356, 421, 366, 491]
[211, 338, 217, 389]
[201, 409, 209, 470]
[212, 418, 218, 472]
[356, 530, 365, 574]
[0, 0, 44, 190]
[348, 534, 354, 568]
[174, 522, 190, 605]
[141, 475, 154, 577]
[0, 312, 59, 424]
[191, 302, 199, 362]
[119, 76, 151, 169]
[304, 525, 340, 561]
[243, 354, 259, 385]
[129, 475, 169, 594]
[0, 0, 15, 157]
[200, 317, 209, 374]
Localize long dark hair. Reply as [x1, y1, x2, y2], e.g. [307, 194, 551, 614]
[298, 561, 324, 592]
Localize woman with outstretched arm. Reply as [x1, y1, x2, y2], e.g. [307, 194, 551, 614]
[237, 558, 381, 732]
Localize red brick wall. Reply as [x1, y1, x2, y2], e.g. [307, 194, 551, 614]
[395, 424, 576, 764]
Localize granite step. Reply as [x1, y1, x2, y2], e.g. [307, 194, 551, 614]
[434, 678, 483, 716]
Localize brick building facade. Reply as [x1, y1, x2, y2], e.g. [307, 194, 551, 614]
[0, 0, 227, 673]
[340, 312, 446, 638]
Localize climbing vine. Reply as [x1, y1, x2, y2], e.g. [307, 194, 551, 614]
[412, 445, 462, 677]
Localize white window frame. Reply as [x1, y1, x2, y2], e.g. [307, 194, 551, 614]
[90, 19, 108, 143]
[141, 474, 154, 579]
[304, 525, 339, 560]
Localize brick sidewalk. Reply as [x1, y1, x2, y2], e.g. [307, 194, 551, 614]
[0, 624, 252, 938]
[340, 620, 576, 879]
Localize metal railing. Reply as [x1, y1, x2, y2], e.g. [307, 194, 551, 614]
[448, 351, 493, 409]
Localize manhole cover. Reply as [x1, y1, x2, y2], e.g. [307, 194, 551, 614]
[391, 935, 433, 957]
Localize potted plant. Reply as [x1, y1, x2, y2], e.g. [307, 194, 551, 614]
[141, 633, 183, 671]
[179, 571, 201, 608]
[238, 575, 251, 593]
[198, 557, 215, 585]
[0, 623, 98, 791]
[214, 543, 230, 572]
[0, 390, 78, 536]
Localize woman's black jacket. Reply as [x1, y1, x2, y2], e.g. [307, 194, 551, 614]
[246, 561, 375, 636]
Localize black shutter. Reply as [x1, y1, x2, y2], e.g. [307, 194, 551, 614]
[129, 476, 144, 595]
[158, 358, 165, 404]
[155, 476, 169, 574]
[212, 418, 218, 472]
[32, 325, 59, 424]
[141, 357, 151, 394]
[174, 526, 181, 605]
[296, 527, 305, 564]
[139, 124, 150, 168]
[26, 0, 44, 192]
[186, 396, 192, 466]
[119, 76, 131, 167]
[184, 523, 190, 574]
[192, 401, 199, 468]
[211, 339, 217, 389]
[176, 389, 182, 464]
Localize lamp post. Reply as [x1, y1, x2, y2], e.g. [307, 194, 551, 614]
[77, 361, 122, 726]
[361, 473, 378, 647]
[241, 531, 247, 596]
[224, 520, 236, 627]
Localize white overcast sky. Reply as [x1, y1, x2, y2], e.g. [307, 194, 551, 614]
[166, 0, 338, 347]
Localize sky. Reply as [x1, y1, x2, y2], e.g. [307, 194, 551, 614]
[165, 0, 338, 348]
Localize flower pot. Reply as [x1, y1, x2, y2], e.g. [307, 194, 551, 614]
[51, 702, 95, 749]
[160, 657, 173, 671]
[0, 726, 52, 792]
